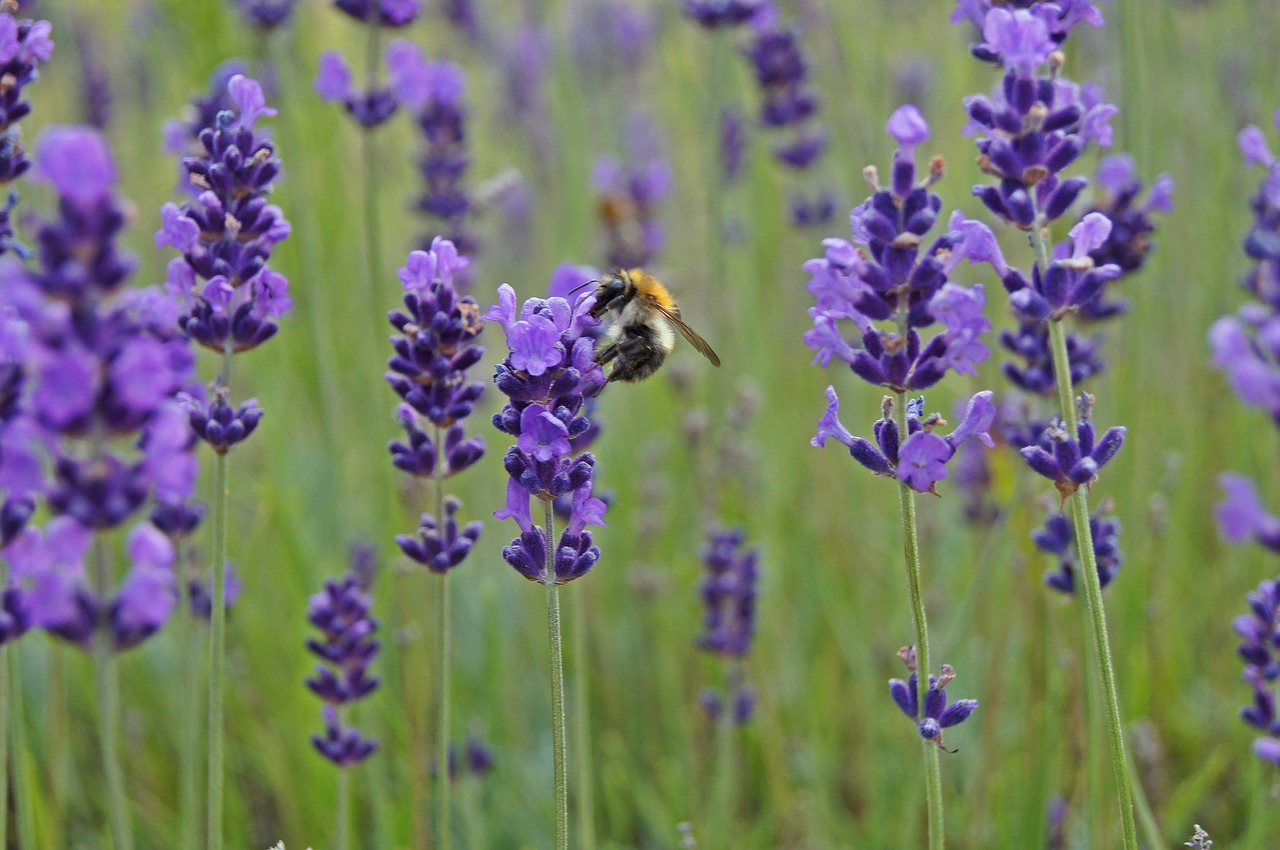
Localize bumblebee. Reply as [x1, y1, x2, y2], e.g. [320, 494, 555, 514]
[582, 268, 720, 390]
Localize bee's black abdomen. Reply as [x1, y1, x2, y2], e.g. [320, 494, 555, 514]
[601, 323, 665, 384]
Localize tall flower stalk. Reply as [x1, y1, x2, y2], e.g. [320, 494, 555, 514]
[806, 106, 988, 848]
[488, 283, 609, 850]
[3, 125, 199, 850]
[951, 5, 1140, 844]
[156, 74, 291, 850]
[0, 8, 51, 847]
[1210, 109, 1280, 769]
[385, 239, 486, 848]
[316, 0, 421, 304]
[306, 566, 380, 850]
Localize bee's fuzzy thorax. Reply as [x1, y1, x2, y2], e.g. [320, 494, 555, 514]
[627, 268, 676, 310]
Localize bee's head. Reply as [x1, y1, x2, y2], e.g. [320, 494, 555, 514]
[585, 272, 627, 319]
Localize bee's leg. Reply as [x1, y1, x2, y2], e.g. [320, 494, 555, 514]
[594, 342, 619, 365]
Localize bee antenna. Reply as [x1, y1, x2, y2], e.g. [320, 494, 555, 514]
[568, 278, 599, 294]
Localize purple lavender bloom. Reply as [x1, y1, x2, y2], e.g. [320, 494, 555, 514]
[306, 569, 380, 767]
[440, 732, 496, 782]
[180, 392, 262, 455]
[1000, 213, 1123, 322]
[1209, 112, 1280, 426]
[162, 61, 248, 162]
[388, 43, 477, 254]
[385, 241, 486, 573]
[160, 74, 292, 363]
[489, 285, 607, 585]
[0, 9, 53, 196]
[1216, 474, 1280, 553]
[1235, 577, 1280, 764]
[235, 0, 298, 28]
[682, 0, 766, 28]
[697, 529, 758, 657]
[1000, 318, 1103, 396]
[952, 0, 1107, 51]
[1083, 154, 1174, 280]
[804, 110, 998, 392]
[813, 388, 995, 494]
[1018, 406, 1124, 500]
[958, 7, 1117, 229]
[6, 518, 178, 651]
[186, 567, 243, 620]
[720, 106, 748, 183]
[1034, 507, 1122, 593]
[315, 50, 398, 130]
[334, 0, 420, 27]
[889, 662, 978, 749]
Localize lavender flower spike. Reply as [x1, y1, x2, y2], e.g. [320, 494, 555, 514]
[889, 657, 979, 750]
[306, 570, 380, 767]
[813, 388, 996, 495]
[489, 284, 607, 584]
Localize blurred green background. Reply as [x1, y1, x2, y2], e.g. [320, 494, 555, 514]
[9, 0, 1280, 847]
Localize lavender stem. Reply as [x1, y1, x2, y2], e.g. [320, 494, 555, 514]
[207, 344, 233, 850]
[337, 754, 350, 850]
[1032, 215, 1138, 850]
[9, 651, 32, 850]
[544, 499, 568, 850]
[94, 536, 133, 850]
[0, 647, 8, 850]
[894, 389, 944, 850]
[571, 587, 595, 850]
[436, 566, 451, 849]
[177, 558, 202, 850]
[362, 24, 384, 309]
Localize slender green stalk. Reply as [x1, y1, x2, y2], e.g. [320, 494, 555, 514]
[0, 646, 9, 849]
[707, 661, 739, 850]
[49, 646, 68, 845]
[1030, 218, 1138, 850]
[336, 762, 350, 850]
[436, 570, 451, 850]
[542, 501, 569, 850]
[571, 587, 596, 850]
[207, 344, 233, 850]
[362, 24, 384, 309]
[9, 651, 32, 850]
[177, 544, 202, 850]
[93, 537, 133, 850]
[892, 307, 944, 849]
[892, 415, 945, 850]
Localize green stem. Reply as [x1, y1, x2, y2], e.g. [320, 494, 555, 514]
[177, 542, 202, 850]
[543, 501, 568, 850]
[93, 537, 133, 850]
[49, 646, 68, 846]
[892, 300, 943, 848]
[708, 662, 739, 850]
[207, 345, 233, 850]
[336, 764, 350, 850]
[571, 587, 595, 850]
[1031, 218, 1138, 850]
[0, 646, 9, 850]
[9, 650, 32, 850]
[362, 24, 384, 307]
[436, 570, 451, 850]
[893, 428, 945, 850]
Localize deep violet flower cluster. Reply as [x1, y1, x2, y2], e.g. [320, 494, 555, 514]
[806, 106, 998, 495]
[234, 0, 297, 28]
[889, 650, 978, 750]
[387, 44, 479, 257]
[316, 38, 419, 131]
[683, 1, 833, 225]
[1232, 578, 1280, 766]
[696, 529, 758, 725]
[1019, 398, 1125, 501]
[334, 0, 420, 27]
[487, 285, 608, 585]
[0, 127, 198, 651]
[1210, 110, 1280, 767]
[0, 7, 52, 256]
[385, 240, 486, 572]
[306, 570, 380, 767]
[156, 75, 291, 454]
[1033, 506, 1122, 593]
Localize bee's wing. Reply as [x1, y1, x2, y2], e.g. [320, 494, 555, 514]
[649, 299, 721, 367]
